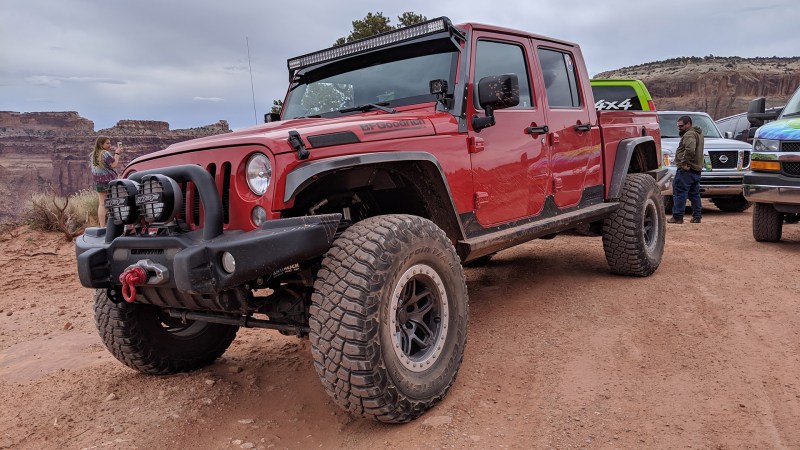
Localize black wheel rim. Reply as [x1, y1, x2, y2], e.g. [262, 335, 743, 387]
[643, 198, 659, 250]
[390, 264, 449, 372]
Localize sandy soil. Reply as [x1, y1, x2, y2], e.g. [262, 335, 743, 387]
[1, 204, 799, 449]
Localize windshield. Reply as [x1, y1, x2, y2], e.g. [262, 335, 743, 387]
[283, 38, 459, 119]
[780, 87, 800, 118]
[658, 113, 721, 138]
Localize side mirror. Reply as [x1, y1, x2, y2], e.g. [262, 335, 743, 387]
[746, 97, 779, 127]
[264, 112, 281, 123]
[472, 74, 520, 132]
[724, 131, 733, 139]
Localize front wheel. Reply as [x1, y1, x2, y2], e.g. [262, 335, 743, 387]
[712, 194, 752, 212]
[94, 290, 238, 374]
[309, 215, 468, 423]
[752, 203, 783, 242]
[603, 174, 666, 276]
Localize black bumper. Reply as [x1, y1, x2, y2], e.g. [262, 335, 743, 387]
[76, 214, 341, 295]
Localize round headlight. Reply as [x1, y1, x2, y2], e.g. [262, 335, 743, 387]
[136, 174, 183, 224]
[105, 179, 140, 225]
[246, 153, 272, 195]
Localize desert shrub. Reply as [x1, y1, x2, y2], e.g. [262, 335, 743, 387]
[22, 190, 98, 239]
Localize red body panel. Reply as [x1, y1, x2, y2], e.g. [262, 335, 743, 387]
[124, 22, 659, 233]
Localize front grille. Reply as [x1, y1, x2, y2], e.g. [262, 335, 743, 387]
[742, 151, 751, 168]
[183, 162, 231, 227]
[783, 162, 800, 176]
[781, 141, 800, 152]
[709, 151, 738, 169]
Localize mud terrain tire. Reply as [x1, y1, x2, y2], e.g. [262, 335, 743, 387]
[603, 174, 665, 276]
[712, 195, 752, 212]
[94, 290, 238, 374]
[310, 215, 468, 423]
[752, 203, 783, 242]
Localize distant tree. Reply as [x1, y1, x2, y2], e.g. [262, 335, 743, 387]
[334, 11, 428, 45]
[270, 99, 283, 114]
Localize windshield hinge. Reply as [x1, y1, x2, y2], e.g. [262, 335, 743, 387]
[288, 130, 310, 160]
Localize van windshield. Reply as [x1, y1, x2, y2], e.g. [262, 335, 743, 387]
[284, 39, 459, 119]
[780, 88, 800, 118]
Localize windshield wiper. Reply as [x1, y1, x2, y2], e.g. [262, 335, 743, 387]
[782, 111, 800, 118]
[338, 102, 396, 114]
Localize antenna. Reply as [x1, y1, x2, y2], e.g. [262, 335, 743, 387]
[246, 36, 257, 125]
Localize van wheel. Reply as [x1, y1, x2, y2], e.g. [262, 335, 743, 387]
[309, 215, 468, 423]
[752, 203, 783, 242]
[603, 174, 665, 276]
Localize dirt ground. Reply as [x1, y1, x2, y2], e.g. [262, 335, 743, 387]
[1, 203, 799, 449]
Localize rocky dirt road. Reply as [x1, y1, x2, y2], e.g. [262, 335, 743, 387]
[1, 205, 799, 449]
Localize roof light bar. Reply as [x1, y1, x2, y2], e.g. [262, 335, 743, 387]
[288, 17, 452, 71]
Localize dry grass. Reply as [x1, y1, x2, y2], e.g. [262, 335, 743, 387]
[22, 189, 99, 240]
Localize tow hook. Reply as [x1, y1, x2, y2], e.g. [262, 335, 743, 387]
[118, 259, 170, 303]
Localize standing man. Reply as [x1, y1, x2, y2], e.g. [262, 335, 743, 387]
[668, 116, 704, 224]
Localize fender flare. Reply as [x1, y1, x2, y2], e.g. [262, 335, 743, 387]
[284, 151, 466, 240]
[607, 136, 656, 200]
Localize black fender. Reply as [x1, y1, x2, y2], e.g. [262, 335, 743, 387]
[607, 136, 660, 200]
[284, 151, 466, 241]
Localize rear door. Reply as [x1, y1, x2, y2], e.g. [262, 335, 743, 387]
[533, 44, 600, 208]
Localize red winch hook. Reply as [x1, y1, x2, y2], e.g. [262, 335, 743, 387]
[119, 267, 147, 303]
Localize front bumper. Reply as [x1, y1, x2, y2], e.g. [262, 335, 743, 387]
[661, 166, 745, 196]
[76, 164, 341, 296]
[743, 171, 800, 208]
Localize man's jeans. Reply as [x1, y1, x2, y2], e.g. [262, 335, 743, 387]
[672, 168, 702, 219]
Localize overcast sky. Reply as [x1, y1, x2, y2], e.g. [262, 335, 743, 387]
[1, 0, 797, 131]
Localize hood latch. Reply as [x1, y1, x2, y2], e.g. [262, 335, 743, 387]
[288, 130, 310, 160]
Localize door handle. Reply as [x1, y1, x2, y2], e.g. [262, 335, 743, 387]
[526, 125, 549, 135]
[574, 123, 591, 132]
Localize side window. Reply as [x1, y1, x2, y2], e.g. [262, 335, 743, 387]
[473, 40, 532, 109]
[537, 48, 582, 108]
[591, 85, 642, 111]
[716, 118, 733, 135]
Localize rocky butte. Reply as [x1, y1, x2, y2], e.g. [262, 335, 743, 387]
[594, 56, 800, 119]
[0, 111, 230, 221]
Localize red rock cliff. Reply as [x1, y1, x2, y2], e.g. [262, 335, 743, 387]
[0, 112, 230, 221]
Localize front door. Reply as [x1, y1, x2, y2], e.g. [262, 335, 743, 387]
[469, 34, 549, 227]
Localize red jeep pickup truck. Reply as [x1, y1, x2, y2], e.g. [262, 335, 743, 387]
[76, 17, 667, 423]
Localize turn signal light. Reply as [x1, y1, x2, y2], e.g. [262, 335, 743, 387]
[750, 160, 781, 171]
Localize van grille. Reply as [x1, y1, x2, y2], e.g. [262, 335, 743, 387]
[782, 162, 800, 177]
[781, 141, 800, 152]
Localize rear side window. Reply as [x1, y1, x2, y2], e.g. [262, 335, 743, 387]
[473, 40, 533, 109]
[591, 85, 643, 111]
[537, 48, 582, 108]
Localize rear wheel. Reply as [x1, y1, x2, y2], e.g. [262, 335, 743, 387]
[712, 194, 751, 212]
[752, 203, 783, 242]
[603, 174, 665, 276]
[94, 290, 238, 374]
[309, 215, 468, 423]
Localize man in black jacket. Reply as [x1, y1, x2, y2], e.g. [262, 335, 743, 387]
[668, 116, 705, 224]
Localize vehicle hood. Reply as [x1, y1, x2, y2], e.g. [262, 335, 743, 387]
[755, 118, 800, 140]
[660, 137, 751, 154]
[130, 109, 442, 165]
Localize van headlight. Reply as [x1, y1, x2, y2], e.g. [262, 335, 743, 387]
[136, 174, 183, 224]
[753, 139, 780, 152]
[246, 153, 272, 195]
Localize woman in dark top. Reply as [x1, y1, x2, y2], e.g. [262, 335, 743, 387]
[90, 136, 123, 227]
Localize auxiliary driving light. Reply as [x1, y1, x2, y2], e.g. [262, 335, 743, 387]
[136, 174, 183, 223]
[221, 251, 236, 274]
[251, 206, 267, 227]
[105, 179, 140, 225]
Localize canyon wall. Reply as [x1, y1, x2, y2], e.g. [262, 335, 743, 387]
[0, 112, 230, 221]
[595, 56, 800, 119]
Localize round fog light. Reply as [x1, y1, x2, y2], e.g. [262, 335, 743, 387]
[251, 206, 267, 227]
[221, 252, 236, 274]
